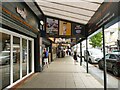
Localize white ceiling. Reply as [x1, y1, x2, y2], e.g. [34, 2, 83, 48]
[35, 0, 104, 24]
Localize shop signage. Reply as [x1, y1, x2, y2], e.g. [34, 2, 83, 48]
[16, 7, 27, 19]
[72, 23, 85, 37]
[46, 18, 58, 36]
[2, 6, 38, 33]
[87, 2, 119, 35]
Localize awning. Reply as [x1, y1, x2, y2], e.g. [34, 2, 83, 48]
[35, 0, 104, 25]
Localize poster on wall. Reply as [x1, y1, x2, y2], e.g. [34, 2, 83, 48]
[59, 21, 71, 36]
[72, 23, 85, 37]
[46, 18, 58, 36]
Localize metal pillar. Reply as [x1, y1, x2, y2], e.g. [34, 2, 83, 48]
[80, 42, 82, 66]
[86, 37, 88, 73]
[102, 26, 107, 90]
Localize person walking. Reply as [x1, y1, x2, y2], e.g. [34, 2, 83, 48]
[43, 48, 49, 68]
[73, 51, 78, 65]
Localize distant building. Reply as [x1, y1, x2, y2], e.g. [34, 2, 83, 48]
[104, 22, 119, 52]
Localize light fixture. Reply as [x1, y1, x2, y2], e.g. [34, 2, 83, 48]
[40, 20, 44, 25]
[5, 40, 8, 42]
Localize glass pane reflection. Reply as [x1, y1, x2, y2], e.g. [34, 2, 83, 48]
[13, 36, 20, 82]
[22, 39, 27, 77]
[0, 32, 10, 89]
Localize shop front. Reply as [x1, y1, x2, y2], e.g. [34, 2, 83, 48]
[0, 2, 42, 89]
[0, 28, 34, 89]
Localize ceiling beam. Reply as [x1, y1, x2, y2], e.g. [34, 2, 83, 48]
[44, 12, 88, 24]
[43, 10, 89, 22]
[39, 5, 92, 17]
[39, 0, 100, 11]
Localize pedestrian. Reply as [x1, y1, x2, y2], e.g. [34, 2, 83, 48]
[43, 48, 49, 68]
[73, 51, 78, 65]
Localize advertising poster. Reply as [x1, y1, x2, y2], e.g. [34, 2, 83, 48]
[72, 23, 85, 37]
[46, 18, 58, 36]
[59, 21, 71, 36]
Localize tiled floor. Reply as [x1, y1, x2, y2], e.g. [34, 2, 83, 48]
[17, 56, 103, 89]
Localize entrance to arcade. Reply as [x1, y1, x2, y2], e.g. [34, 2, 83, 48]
[43, 1, 120, 89]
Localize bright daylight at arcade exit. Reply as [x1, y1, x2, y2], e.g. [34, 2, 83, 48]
[0, 0, 120, 90]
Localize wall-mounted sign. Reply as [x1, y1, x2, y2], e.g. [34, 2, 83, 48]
[46, 18, 58, 36]
[16, 7, 27, 20]
[72, 23, 85, 37]
[55, 38, 71, 44]
[59, 21, 71, 36]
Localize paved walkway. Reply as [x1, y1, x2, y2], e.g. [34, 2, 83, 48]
[17, 56, 103, 89]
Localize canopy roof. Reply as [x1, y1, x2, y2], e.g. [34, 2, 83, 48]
[35, 0, 104, 25]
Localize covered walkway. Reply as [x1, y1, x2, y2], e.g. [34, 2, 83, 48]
[17, 56, 103, 89]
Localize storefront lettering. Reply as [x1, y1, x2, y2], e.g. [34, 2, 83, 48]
[98, 13, 115, 27]
[88, 2, 112, 28]
[2, 7, 37, 33]
[16, 7, 27, 19]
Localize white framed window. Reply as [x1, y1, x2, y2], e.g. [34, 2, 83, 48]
[0, 27, 34, 89]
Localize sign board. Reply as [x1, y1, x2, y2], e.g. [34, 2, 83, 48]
[55, 38, 71, 44]
[46, 18, 58, 36]
[16, 7, 27, 20]
[59, 21, 71, 36]
[88, 2, 119, 35]
[72, 23, 85, 37]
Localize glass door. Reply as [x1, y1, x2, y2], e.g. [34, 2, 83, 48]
[13, 36, 20, 82]
[22, 39, 27, 77]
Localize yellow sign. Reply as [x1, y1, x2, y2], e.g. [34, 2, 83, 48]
[59, 21, 71, 35]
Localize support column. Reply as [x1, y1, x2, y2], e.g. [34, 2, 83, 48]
[80, 42, 82, 66]
[86, 37, 88, 73]
[102, 26, 107, 90]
